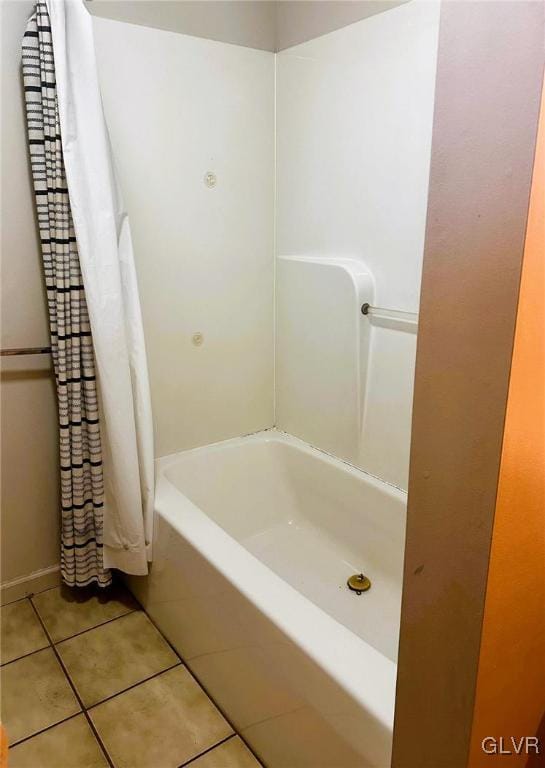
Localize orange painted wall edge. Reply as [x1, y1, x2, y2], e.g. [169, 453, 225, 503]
[469, 78, 545, 767]
[0, 725, 7, 768]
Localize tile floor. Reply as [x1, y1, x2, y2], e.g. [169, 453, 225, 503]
[1, 583, 262, 768]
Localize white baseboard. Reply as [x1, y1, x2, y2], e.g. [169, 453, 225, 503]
[1, 565, 61, 606]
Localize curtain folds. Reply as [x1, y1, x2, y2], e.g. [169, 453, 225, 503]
[22, 0, 155, 586]
[22, 3, 111, 587]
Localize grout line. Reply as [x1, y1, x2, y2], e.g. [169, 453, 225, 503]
[177, 734, 236, 768]
[10, 580, 261, 766]
[1, 642, 51, 668]
[29, 582, 139, 644]
[86, 661, 182, 711]
[174, 664, 263, 766]
[1, 597, 52, 667]
[8, 712, 83, 749]
[0, 574, 61, 608]
[50, 606, 139, 645]
[28, 599, 116, 768]
[32, 583, 63, 596]
[125, 586, 263, 765]
[0, 594, 33, 608]
[1, 579, 65, 608]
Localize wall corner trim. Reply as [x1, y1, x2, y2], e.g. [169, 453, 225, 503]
[392, 2, 545, 767]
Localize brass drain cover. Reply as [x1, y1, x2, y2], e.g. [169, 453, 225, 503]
[347, 573, 371, 595]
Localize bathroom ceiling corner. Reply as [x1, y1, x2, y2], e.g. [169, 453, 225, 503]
[275, 0, 410, 50]
[86, 0, 409, 52]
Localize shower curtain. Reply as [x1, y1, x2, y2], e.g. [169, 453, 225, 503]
[22, 0, 154, 586]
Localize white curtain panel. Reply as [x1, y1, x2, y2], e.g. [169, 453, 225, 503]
[46, 0, 155, 574]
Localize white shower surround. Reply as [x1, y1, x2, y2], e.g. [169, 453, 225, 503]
[275, 0, 440, 488]
[93, 16, 275, 459]
[94, 3, 440, 765]
[94, 1, 439, 490]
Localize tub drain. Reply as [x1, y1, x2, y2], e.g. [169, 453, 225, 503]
[347, 573, 371, 595]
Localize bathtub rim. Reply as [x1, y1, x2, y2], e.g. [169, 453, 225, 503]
[154, 429, 402, 738]
[160, 427, 409, 497]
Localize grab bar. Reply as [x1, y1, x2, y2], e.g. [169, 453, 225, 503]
[361, 303, 418, 330]
[1, 346, 51, 356]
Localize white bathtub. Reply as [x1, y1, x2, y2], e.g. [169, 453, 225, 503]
[127, 430, 406, 767]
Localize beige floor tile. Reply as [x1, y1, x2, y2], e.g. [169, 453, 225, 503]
[0, 599, 49, 665]
[190, 737, 262, 768]
[9, 714, 108, 768]
[57, 611, 180, 707]
[32, 583, 137, 642]
[89, 666, 233, 768]
[1, 647, 80, 744]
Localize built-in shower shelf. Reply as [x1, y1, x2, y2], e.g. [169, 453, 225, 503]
[275, 255, 374, 464]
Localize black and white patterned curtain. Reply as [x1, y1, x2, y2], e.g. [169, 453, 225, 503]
[22, 3, 111, 588]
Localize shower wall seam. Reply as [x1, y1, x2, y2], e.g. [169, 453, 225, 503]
[272, 50, 278, 428]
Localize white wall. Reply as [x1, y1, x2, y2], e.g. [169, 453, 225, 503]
[1, 0, 61, 591]
[276, 1, 440, 488]
[93, 18, 275, 458]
